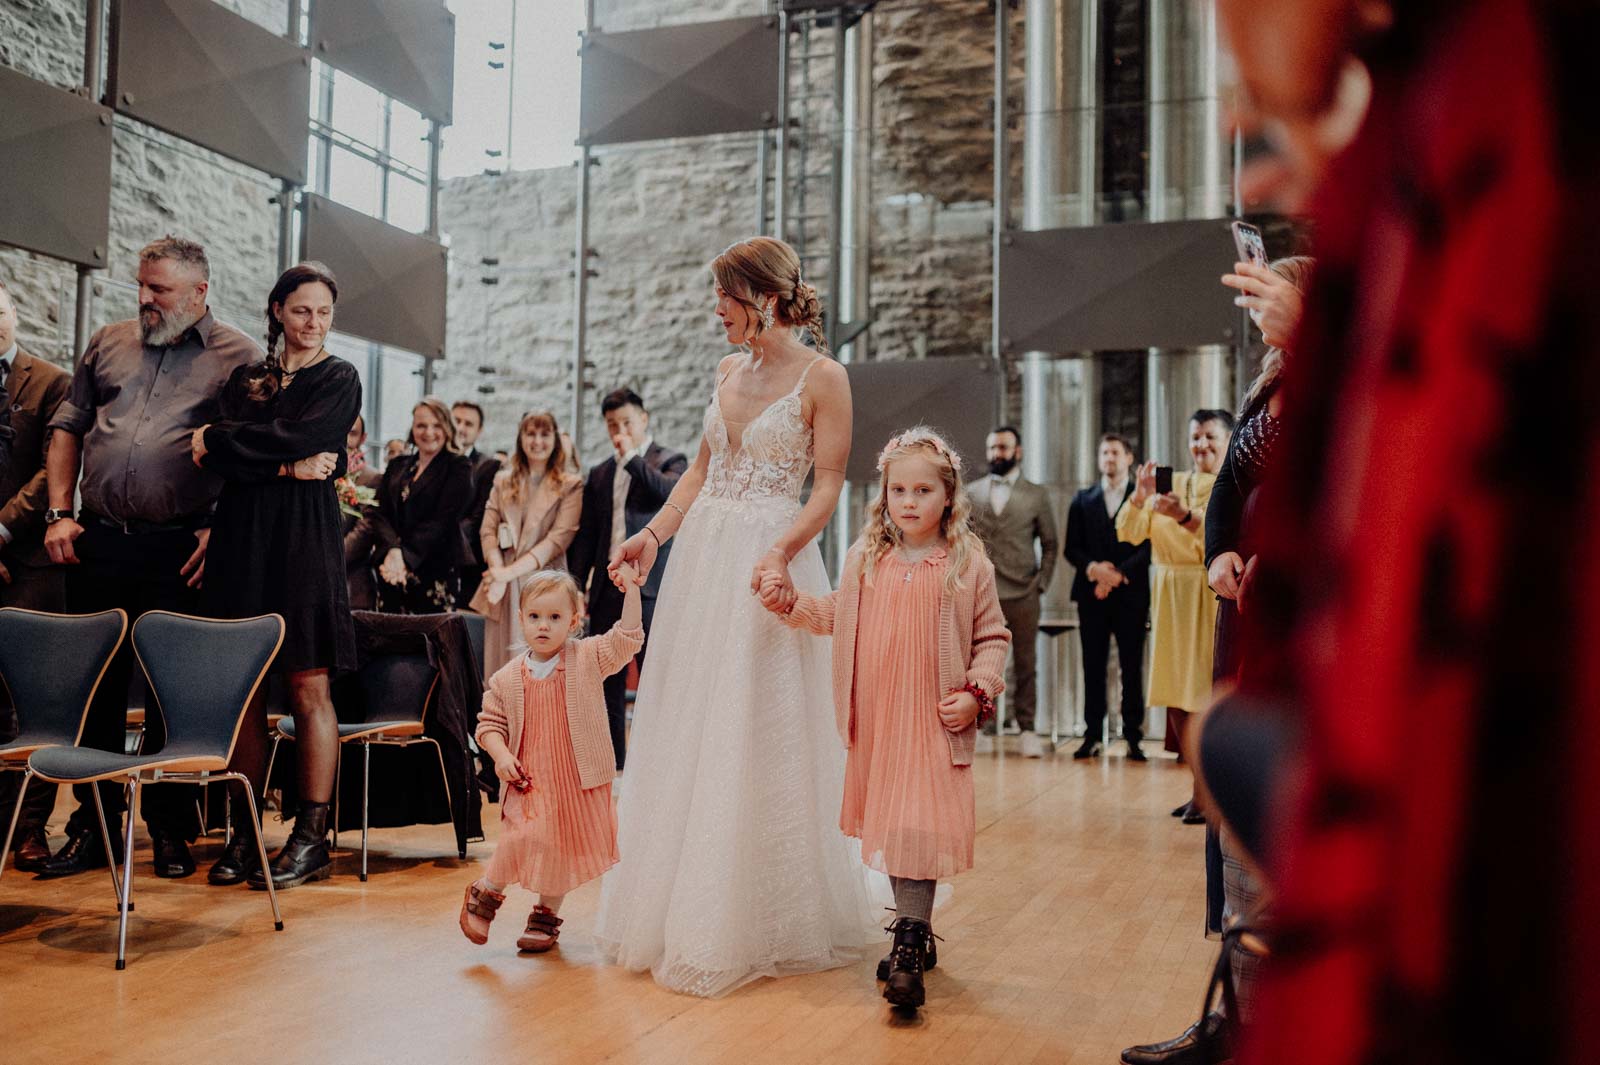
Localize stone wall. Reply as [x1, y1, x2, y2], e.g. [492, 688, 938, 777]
[0, 0, 290, 367]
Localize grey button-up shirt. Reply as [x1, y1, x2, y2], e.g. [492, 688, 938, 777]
[48, 311, 262, 525]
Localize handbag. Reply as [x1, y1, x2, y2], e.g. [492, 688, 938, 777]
[498, 521, 515, 551]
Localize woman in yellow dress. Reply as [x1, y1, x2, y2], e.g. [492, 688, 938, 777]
[1116, 409, 1233, 820]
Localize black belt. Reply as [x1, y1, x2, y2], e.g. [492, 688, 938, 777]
[82, 510, 207, 536]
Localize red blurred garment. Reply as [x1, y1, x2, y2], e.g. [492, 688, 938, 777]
[1239, 2, 1600, 1063]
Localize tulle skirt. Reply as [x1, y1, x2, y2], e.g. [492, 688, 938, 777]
[592, 493, 877, 997]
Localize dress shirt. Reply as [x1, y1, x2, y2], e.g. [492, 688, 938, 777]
[47, 312, 262, 525]
[0, 344, 13, 544]
[1101, 475, 1130, 519]
[989, 466, 1021, 516]
[610, 435, 653, 551]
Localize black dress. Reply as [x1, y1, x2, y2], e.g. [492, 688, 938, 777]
[201, 357, 362, 674]
[371, 450, 474, 614]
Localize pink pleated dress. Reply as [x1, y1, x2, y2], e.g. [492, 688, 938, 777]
[840, 550, 975, 881]
[484, 656, 620, 895]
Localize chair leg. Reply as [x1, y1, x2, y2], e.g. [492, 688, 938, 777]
[90, 782, 126, 910]
[113, 779, 138, 970]
[0, 769, 28, 884]
[360, 741, 370, 883]
[331, 748, 341, 853]
[264, 734, 282, 799]
[226, 772, 282, 932]
[421, 739, 464, 860]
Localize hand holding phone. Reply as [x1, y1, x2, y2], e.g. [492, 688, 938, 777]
[1231, 221, 1268, 268]
[1154, 465, 1174, 495]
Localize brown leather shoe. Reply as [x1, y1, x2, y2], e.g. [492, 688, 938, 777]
[459, 880, 505, 945]
[516, 905, 563, 953]
[11, 827, 51, 873]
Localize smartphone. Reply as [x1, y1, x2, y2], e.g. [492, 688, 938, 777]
[1231, 220, 1268, 269]
[1154, 465, 1174, 495]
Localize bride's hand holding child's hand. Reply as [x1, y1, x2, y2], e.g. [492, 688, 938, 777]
[937, 689, 981, 731]
[757, 571, 791, 614]
[613, 560, 640, 588]
[608, 531, 656, 591]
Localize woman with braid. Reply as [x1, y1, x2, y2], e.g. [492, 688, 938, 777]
[189, 261, 360, 889]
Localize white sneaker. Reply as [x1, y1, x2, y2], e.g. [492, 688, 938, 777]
[1020, 732, 1047, 758]
[975, 732, 996, 755]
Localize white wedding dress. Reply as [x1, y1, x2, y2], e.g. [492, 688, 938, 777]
[592, 354, 877, 997]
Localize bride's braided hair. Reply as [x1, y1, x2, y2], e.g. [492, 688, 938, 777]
[710, 236, 830, 356]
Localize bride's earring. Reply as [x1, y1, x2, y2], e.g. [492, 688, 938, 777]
[759, 300, 775, 333]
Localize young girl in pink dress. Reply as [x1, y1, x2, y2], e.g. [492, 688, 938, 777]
[762, 426, 1010, 1010]
[458, 566, 643, 954]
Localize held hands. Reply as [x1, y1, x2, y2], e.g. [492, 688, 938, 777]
[291, 452, 339, 481]
[751, 549, 796, 614]
[612, 560, 640, 589]
[937, 689, 982, 732]
[1086, 560, 1126, 600]
[379, 546, 408, 586]
[607, 530, 657, 591]
[1222, 261, 1304, 349]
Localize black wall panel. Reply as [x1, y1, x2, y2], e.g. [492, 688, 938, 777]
[312, 0, 455, 125]
[0, 67, 113, 268]
[844, 358, 997, 484]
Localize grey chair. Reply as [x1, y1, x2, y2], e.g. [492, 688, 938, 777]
[265, 652, 453, 883]
[28, 611, 285, 970]
[0, 608, 128, 903]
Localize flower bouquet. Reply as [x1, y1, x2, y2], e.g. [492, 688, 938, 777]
[335, 475, 377, 519]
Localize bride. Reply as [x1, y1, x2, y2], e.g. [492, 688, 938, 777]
[592, 236, 876, 997]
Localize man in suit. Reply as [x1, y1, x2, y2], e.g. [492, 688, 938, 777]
[568, 387, 688, 770]
[452, 401, 500, 607]
[0, 279, 71, 870]
[1064, 432, 1151, 761]
[968, 425, 1058, 757]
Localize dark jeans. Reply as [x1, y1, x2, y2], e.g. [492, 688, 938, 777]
[1077, 591, 1148, 746]
[0, 557, 67, 836]
[63, 520, 206, 841]
[592, 590, 656, 772]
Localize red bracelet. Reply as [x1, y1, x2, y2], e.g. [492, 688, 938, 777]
[962, 682, 996, 728]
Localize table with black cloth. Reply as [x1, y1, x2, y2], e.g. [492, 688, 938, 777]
[268, 611, 484, 854]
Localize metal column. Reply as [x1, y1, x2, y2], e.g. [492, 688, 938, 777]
[422, 118, 443, 394]
[773, 11, 790, 241]
[991, 0, 1010, 423]
[73, 0, 107, 364]
[276, 0, 303, 273]
[824, 13, 846, 354]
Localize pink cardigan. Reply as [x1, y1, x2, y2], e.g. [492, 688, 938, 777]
[781, 544, 1010, 766]
[475, 624, 643, 790]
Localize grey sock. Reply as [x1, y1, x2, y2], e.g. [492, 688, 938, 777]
[890, 876, 936, 926]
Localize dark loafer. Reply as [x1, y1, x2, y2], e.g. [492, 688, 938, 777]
[1120, 1010, 1232, 1065]
[10, 827, 52, 872]
[151, 833, 196, 879]
[35, 829, 120, 879]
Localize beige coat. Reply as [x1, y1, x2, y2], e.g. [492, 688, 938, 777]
[781, 544, 1010, 766]
[469, 469, 582, 675]
[475, 624, 644, 790]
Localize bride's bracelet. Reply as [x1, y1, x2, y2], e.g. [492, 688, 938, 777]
[663, 501, 687, 521]
[962, 682, 996, 728]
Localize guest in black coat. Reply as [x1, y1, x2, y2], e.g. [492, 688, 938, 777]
[1064, 432, 1151, 760]
[450, 400, 500, 607]
[372, 397, 475, 614]
[567, 387, 688, 769]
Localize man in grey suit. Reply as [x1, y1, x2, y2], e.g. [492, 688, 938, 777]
[967, 426, 1058, 757]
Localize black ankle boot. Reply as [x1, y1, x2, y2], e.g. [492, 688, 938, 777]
[882, 917, 931, 1009]
[249, 801, 332, 890]
[207, 825, 262, 886]
[876, 929, 938, 980]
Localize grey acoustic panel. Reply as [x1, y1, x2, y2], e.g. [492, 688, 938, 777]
[845, 358, 996, 484]
[106, 0, 309, 182]
[579, 17, 779, 146]
[998, 220, 1241, 353]
[300, 194, 447, 358]
[0, 68, 113, 268]
[312, 0, 455, 125]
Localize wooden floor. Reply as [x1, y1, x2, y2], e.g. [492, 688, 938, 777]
[0, 741, 1215, 1064]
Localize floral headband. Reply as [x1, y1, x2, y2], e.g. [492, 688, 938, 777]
[877, 430, 963, 474]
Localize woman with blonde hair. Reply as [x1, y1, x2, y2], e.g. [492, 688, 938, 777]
[372, 396, 475, 613]
[594, 235, 876, 997]
[470, 409, 583, 678]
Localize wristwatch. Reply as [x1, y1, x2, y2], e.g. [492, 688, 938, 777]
[45, 508, 75, 525]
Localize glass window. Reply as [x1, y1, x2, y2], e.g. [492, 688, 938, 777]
[330, 69, 384, 150]
[389, 102, 432, 172]
[327, 146, 381, 216]
[386, 172, 429, 233]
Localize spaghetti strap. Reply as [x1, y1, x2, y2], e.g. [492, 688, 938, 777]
[793, 356, 824, 396]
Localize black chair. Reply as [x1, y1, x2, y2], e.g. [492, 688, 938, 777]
[265, 652, 453, 882]
[460, 610, 486, 680]
[0, 608, 128, 902]
[28, 611, 285, 970]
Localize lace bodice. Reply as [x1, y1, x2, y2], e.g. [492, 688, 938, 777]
[701, 355, 820, 502]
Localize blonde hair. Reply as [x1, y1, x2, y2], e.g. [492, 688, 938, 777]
[504, 409, 572, 503]
[517, 570, 584, 619]
[411, 395, 462, 454]
[857, 426, 985, 595]
[1244, 255, 1316, 407]
[710, 236, 829, 355]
